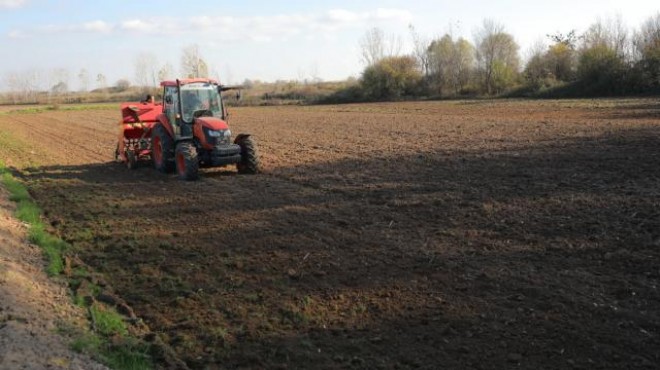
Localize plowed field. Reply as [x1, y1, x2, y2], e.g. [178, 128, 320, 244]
[0, 99, 659, 369]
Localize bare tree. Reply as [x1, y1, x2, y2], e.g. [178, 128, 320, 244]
[135, 52, 158, 88]
[5, 71, 39, 103]
[409, 24, 431, 77]
[634, 13, 660, 60]
[78, 68, 90, 92]
[181, 44, 209, 78]
[582, 16, 631, 59]
[96, 73, 107, 90]
[359, 27, 402, 66]
[474, 19, 520, 94]
[158, 62, 174, 82]
[360, 28, 385, 66]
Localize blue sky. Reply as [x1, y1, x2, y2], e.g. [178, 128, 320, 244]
[1, 0, 658, 89]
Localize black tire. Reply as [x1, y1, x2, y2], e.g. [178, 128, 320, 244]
[114, 144, 121, 162]
[126, 150, 137, 170]
[175, 141, 199, 181]
[235, 134, 260, 174]
[152, 124, 175, 173]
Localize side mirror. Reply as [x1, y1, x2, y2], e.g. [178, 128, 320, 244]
[165, 95, 173, 104]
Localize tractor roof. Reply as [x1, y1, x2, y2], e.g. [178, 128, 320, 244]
[160, 78, 219, 87]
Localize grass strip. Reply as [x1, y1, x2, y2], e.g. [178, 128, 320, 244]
[0, 162, 153, 369]
[0, 103, 116, 115]
[0, 164, 67, 275]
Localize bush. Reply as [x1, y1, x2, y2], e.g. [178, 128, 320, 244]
[577, 45, 627, 95]
[360, 56, 423, 100]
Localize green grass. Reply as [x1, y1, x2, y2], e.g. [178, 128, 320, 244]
[0, 103, 116, 115]
[1, 161, 153, 369]
[72, 333, 152, 370]
[90, 304, 128, 337]
[1, 166, 67, 275]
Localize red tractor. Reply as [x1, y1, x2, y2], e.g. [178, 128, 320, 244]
[116, 78, 259, 180]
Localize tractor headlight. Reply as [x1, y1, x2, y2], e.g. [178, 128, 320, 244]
[208, 129, 231, 138]
[208, 129, 231, 144]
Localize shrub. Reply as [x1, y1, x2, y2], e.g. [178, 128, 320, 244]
[360, 56, 423, 100]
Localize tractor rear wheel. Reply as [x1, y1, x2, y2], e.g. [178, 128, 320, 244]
[235, 135, 260, 174]
[175, 141, 199, 181]
[152, 125, 175, 173]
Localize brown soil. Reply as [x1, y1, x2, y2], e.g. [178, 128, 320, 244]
[0, 187, 108, 370]
[0, 99, 658, 369]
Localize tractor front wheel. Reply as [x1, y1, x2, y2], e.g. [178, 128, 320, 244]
[175, 141, 199, 181]
[152, 125, 175, 173]
[235, 135, 260, 174]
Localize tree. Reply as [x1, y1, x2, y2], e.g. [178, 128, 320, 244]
[523, 40, 549, 86]
[180, 44, 209, 78]
[452, 38, 476, 94]
[546, 42, 577, 81]
[116, 79, 131, 91]
[51, 81, 68, 95]
[475, 19, 521, 94]
[427, 35, 476, 96]
[359, 27, 402, 66]
[134, 52, 158, 88]
[158, 63, 174, 82]
[633, 13, 660, 90]
[360, 28, 385, 66]
[576, 18, 631, 95]
[428, 35, 454, 95]
[96, 73, 107, 90]
[3, 70, 39, 103]
[409, 24, 431, 77]
[77, 68, 90, 92]
[360, 56, 422, 100]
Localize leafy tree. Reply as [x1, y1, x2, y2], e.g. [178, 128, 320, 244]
[475, 20, 521, 94]
[428, 35, 475, 96]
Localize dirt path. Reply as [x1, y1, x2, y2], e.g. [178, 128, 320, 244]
[0, 186, 107, 370]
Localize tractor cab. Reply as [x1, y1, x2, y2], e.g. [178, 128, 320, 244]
[161, 79, 227, 139]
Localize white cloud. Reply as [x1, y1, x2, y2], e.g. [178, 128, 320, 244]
[9, 7, 413, 42]
[7, 30, 25, 39]
[82, 20, 113, 34]
[120, 19, 158, 33]
[326, 9, 361, 23]
[324, 8, 413, 24]
[372, 8, 413, 22]
[0, 0, 27, 9]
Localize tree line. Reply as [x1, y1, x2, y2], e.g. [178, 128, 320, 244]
[347, 14, 660, 101]
[1, 44, 213, 104]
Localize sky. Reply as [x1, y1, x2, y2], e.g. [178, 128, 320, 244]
[0, 0, 658, 90]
